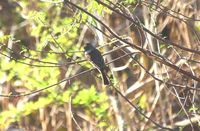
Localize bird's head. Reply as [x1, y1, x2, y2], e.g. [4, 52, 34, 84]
[84, 43, 95, 54]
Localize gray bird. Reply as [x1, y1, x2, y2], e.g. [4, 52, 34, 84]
[84, 43, 110, 85]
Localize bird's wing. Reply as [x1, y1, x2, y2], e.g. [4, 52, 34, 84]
[90, 49, 106, 69]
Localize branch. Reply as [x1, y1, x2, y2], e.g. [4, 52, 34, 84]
[95, 0, 200, 56]
[112, 85, 173, 131]
[64, 0, 200, 83]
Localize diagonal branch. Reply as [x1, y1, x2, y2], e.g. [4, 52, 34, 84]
[64, 0, 200, 83]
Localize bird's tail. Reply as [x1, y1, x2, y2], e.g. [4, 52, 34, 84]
[100, 69, 110, 85]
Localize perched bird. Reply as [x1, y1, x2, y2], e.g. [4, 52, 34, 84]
[84, 43, 110, 85]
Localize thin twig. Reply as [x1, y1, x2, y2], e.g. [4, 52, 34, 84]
[111, 85, 173, 131]
[64, 0, 200, 83]
[95, 0, 200, 56]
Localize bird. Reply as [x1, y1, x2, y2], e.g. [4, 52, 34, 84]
[84, 43, 110, 85]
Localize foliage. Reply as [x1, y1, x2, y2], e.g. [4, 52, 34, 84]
[0, 0, 200, 130]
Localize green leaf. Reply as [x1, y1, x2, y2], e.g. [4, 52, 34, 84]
[0, 35, 11, 43]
